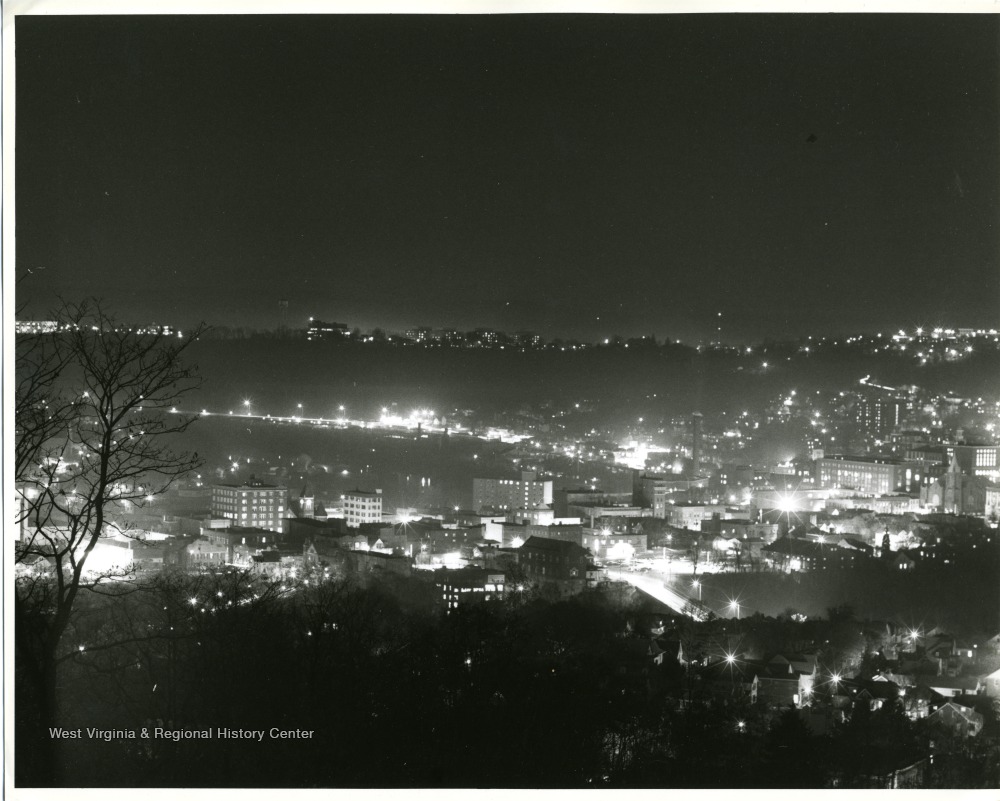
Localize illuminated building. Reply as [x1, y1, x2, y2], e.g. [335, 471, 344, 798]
[306, 318, 350, 341]
[14, 320, 59, 334]
[987, 485, 1000, 523]
[200, 526, 276, 566]
[343, 489, 383, 528]
[666, 502, 725, 532]
[404, 326, 433, 342]
[921, 456, 989, 515]
[512, 330, 543, 348]
[555, 487, 632, 518]
[855, 393, 909, 439]
[211, 477, 288, 532]
[509, 503, 554, 526]
[945, 443, 999, 480]
[581, 527, 647, 558]
[468, 328, 504, 347]
[691, 412, 703, 476]
[815, 456, 924, 495]
[633, 472, 710, 517]
[472, 470, 552, 513]
[434, 567, 506, 611]
[569, 503, 648, 529]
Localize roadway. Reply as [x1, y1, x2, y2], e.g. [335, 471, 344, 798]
[611, 568, 713, 620]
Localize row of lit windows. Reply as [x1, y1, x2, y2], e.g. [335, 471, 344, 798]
[215, 489, 282, 498]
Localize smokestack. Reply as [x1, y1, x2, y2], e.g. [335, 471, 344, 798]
[691, 412, 703, 477]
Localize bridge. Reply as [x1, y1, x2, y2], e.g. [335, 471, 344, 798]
[617, 571, 713, 620]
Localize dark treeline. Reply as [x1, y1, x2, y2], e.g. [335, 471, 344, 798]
[17, 569, 999, 788]
[699, 541, 1000, 635]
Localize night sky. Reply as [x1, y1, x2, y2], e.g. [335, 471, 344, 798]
[14, 14, 1000, 342]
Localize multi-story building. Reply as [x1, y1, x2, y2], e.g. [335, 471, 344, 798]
[512, 330, 543, 348]
[519, 536, 590, 582]
[343, 489, 383, 528]
[404, 326, 433, 342]
[855, 393, 909, 440]
[581, 527, 648, 559]
[946, 443, 999, 481]
[633, 472, 710, 517]
[554, 487, 632, 518]
[468, 328, 505, 347]
[15, 320, 59, 334]
[211, 477, 288, 532]
[306, 318, 350, 341]
[815, 456, 920, 495]
[433, 567, 506, 612]
[473, 470, 552, 513]
[666, 502, 725, 532]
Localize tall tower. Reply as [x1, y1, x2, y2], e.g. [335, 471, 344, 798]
[691, 412, 703, 477]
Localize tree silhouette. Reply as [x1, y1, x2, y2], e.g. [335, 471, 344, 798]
[14, 300, 205, 784]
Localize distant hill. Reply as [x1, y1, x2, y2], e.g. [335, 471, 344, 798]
[185, 336, 1000, 421]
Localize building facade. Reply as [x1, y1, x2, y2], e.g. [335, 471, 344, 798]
[815, 456, 917, 495]
[946, 444, 999, 481]
[211, 477, 288, 532]
[433, 567, 506, 612]
[343, 489, 383, 528]
[473, 470, 553, 513]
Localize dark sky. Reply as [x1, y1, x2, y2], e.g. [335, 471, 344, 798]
[15, 14, 1000, 342]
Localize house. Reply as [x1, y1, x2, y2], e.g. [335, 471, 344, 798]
[982, 667, 1000, 698]
[696, 659, 760, 706]
[831, 677, 902, 715]
[251, 550, 283, 577]
[186, 536, 228, 570]
[756, 653, 817, 708]
[927, 701, 984, 738]
[855, 679, 901, 711]
[760, 536, 865, 572]
[837, 536, 874, 556]
[302, 537, 351, 576]
[902, 684, 941, 720]
[919, 675, 982, 698]
[655, 638, 685, 667]
[858, 757, 928, 789]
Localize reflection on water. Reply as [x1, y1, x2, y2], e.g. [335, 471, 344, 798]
[175, 417, 633, 515]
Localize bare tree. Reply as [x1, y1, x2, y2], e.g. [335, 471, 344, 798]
[14, 300, 205, 783]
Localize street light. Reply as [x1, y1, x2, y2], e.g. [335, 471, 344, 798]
[692, 579, 702, 601]
[729, 600, 740, 619]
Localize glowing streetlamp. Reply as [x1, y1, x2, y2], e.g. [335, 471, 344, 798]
[692, 579, 702, 601]
[729, 600, 740, 619]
